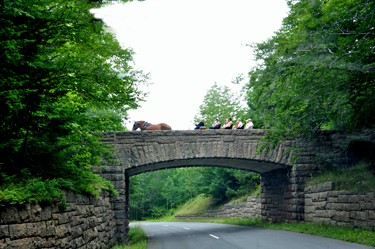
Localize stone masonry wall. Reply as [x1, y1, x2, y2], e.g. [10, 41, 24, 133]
[305, 182, 375, 228]
[0, 191, 118, 249]
[175, 195, 260, 220]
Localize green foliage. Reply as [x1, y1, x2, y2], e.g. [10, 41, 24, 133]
[0, 0, 144, 204]
[194, 83, 247, 127]
[173, 194, 214, 215]
[306, 161, 375, 191]
[246, 0, 375, 153]
[129, 167, 259, 220]
[199, 168, 259, 202]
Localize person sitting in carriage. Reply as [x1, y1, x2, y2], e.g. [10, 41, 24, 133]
[209, 118, 221, 129]
[221, 117, 233, 129]
[194, 119, 205, 130]
[233, 118, 244, 129]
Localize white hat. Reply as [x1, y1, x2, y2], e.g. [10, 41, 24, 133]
[247, 118, 251, 121]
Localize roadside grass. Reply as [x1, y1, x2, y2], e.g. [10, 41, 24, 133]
[227, 185, 261, 204]
[174, 194, 214, 215]
[112, 226, 147, 249]
[306, 161, 375, 191]
[151, 216, 375, 247]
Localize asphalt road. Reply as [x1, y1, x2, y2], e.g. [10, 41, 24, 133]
[130, 222, 375, 249]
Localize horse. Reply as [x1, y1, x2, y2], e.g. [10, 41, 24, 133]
[132, 121, 172, 131]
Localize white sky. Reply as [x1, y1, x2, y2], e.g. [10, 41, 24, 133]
[91, 0, 289, 130]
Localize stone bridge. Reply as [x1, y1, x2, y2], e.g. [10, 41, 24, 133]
[95, 129, 364, 242]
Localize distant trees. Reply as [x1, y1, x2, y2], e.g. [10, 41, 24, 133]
[0, 0, 145, 204]
[129, 167, 259, 220]
[246, 0, 375, 153]
[194, 83, 247, 127]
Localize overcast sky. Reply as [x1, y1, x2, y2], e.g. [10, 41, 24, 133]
[91, 0, 289, 130]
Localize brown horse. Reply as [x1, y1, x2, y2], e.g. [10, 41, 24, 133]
[132, 121, 172, 131]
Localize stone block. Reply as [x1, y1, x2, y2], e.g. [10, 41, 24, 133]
[337, 195, 348, 203]
[360, 202, 373, 210]
[18, 204, 31, 223]
[311, 193, 320, 202]
[76, 195, 90, 205]
[114, 195, 125, 203]
[0, 206, 20, 224]
[328, 197, 338, 202]
[41, 205, 52, 221]
[5, 237, 41, 249]
[55, 223, 69, 238]
[71, 227, 83, 239]
[348, 195, 360, 203]
[45, 220, 56, 237]
[369, 210, 375, 220]
[52, 213, 70, 224]
[354, 220, 367, 228]
[76, 205, 87, 216]
[314, 201, 326, 210]
[331, 203, 343, 211]
[102, 166, 124, 174]
[305, 206, 315, 214]
[322, 182, 333, 191]
[114, 181, 125, 189]
[350, 203, 360, 211]
[359, 194, 369, 202]
[87, 217, 98, 228]
[334, 211, 350, 222]
[342, 203, 351, 211]
[357, 211, 369, 221]
[316, 210, 335, 218]
[83, 228, 99, 243]
[30, 204, 42, 222]
[115, 210, 125, 219]
[0, 225, 9, 238]
[9, 224, 26, 239]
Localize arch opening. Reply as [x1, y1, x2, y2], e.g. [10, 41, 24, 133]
[126, 157, 287, 176]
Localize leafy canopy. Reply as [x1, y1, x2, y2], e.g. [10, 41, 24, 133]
[246, 0, 375, 153]
[0, 0, 146, 204]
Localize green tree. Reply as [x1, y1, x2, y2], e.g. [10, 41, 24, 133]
[194, 83, 246, 127]
[198, 167, 259, 202]
[246, 0, 375, 153]
[0, 0, 146, 204]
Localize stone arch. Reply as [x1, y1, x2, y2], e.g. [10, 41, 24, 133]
[125, 157, 285, 176]
[106, 129, 297, 173]
[97, 129, 367, 243]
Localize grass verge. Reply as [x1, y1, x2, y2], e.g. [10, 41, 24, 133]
[174, 194, 214, 215]
[112, 227, 147, 249]
[149, 217, 375, 247]
[306, 161, 375, 191]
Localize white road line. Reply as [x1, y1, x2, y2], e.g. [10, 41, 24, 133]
[209, 234, 220, 239]
[183, 227, 190, 230]
[163, 225, 169, 227]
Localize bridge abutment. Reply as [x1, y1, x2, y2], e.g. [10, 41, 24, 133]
[260, 167, 307, 223]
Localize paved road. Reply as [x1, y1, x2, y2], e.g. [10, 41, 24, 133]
[130, 222, 375, 249]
